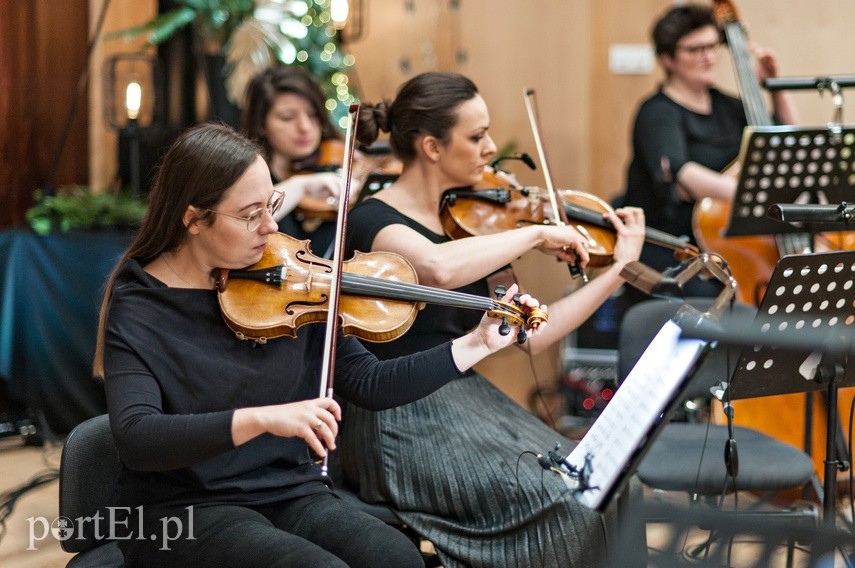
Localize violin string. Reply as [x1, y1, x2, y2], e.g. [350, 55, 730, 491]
[341, 272, 505, 312]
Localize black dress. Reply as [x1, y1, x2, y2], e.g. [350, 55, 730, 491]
[341, 199, 616, 568]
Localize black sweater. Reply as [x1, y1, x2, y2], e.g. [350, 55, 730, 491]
[103, 260, 462, 511]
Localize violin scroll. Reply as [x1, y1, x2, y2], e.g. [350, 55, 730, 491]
[489, 284, 548, 344]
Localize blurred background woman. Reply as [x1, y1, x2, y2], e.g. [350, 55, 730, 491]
[243, 66, 343, 257]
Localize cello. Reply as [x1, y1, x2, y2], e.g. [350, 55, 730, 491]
[693, 0, 853, 482]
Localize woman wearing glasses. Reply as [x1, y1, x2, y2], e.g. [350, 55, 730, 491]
[620, 3, 797, 304]
[242, 66, 342, 258]
[92, 122, 544, 567]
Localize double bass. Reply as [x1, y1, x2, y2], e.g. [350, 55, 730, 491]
[692, 0, 853, 482]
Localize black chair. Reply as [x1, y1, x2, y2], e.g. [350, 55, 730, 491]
[59, 414, 124, 567]
[617, 298, 820, 550]
[59, 414, 437, 567]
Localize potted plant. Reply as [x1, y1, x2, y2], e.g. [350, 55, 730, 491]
[26, 186, 148, 236]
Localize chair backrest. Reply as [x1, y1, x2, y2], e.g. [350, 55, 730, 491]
[59, 414, 122, 553]
[618, 298, 756, 400]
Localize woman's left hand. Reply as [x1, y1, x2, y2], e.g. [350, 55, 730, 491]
[476, 283, 547, 350]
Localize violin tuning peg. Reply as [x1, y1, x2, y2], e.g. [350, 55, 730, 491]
[516, 327, 527, 345]
[494, 284, 507, 299]
[512, 293, 521, 304]
[498, 318, 510, 336]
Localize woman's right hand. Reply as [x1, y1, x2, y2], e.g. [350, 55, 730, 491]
[232, 398, 341, 457]
[534, 225, 591, 266]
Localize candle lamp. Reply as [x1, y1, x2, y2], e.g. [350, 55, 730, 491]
[103, 54, 161, 200]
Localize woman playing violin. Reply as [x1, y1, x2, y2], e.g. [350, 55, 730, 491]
[621, 3, 798, 305]
[343, 71, 646, 568]
[92, 122, 544, 568]
[243, 66, 342, 257]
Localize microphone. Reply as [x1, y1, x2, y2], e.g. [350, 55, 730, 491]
[768, 202, 855, 224]
[489, 153, 537, 171]
[619, 261, 684, 299]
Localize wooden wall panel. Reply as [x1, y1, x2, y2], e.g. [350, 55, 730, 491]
[0, 1, 39, 228]
[0, 0, 89, 229]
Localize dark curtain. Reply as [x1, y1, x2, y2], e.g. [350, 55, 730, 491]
[0, 229, 133, 435]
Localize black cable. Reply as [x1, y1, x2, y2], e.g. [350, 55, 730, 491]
[515, 450, 544, 567]
[0, 468, 60, 545]
[43, 0, 112, 194]
[521, 342, 558, 431]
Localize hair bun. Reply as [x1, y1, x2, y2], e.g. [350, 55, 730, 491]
[372, 99, 392, 132]
[356, 99, 392, 147]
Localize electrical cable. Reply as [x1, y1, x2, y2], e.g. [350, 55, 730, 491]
[522, 343, 558, 431]
[514, 450, 544, 568]
[0, 468, 59, 545]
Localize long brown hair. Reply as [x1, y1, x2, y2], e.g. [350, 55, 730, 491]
[93, 123, 262, 379]
[242, 65, 340, 163]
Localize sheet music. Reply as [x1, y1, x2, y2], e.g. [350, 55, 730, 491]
[567, 320, 708, 510]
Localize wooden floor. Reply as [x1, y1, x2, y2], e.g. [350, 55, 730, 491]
[0, 434, 852, 568]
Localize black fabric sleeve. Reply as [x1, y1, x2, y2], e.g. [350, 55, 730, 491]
[634, 100, 690, 201]
[334, 335, 463, 410]
[103, 341, 236, 472]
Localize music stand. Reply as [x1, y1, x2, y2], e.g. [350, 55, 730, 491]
[549, 313, 712, 512]
[727, 250, 855, 525]
[724, 125, 855, 238]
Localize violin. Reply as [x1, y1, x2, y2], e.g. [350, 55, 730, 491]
[216, 232, 547, 343]
[440, 167, 702, 268]
[291, 139, 402, 223]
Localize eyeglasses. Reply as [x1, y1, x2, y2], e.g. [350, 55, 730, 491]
[199, 190, 285, 231]
[675, 41, 720, 56]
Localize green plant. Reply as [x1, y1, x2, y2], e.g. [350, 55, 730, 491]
[26, 186, 148, 236]
[109, 0, 358, 122]
[109, 0, 256, 51]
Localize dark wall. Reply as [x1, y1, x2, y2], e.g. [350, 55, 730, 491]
[0, 0, 89, 229]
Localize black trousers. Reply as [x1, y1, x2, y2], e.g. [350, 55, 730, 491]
[122, 492, 424, 568]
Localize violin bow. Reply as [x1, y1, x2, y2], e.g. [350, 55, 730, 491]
[317, 103, 360, 476]
[522, 88, 588, 283]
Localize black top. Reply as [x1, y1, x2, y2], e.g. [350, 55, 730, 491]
[346, 199, 505, 360]
[624, 87, 747, 243]
[103, 260, 462, 512]
[622, 87, 746, 287]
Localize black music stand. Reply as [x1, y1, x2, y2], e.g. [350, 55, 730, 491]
[546, 315, 712, 512]
[727, 250, 855, 526]
[724, 125, 855, 238]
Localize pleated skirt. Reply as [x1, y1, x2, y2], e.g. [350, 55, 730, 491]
[340, 374, 622, 568]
